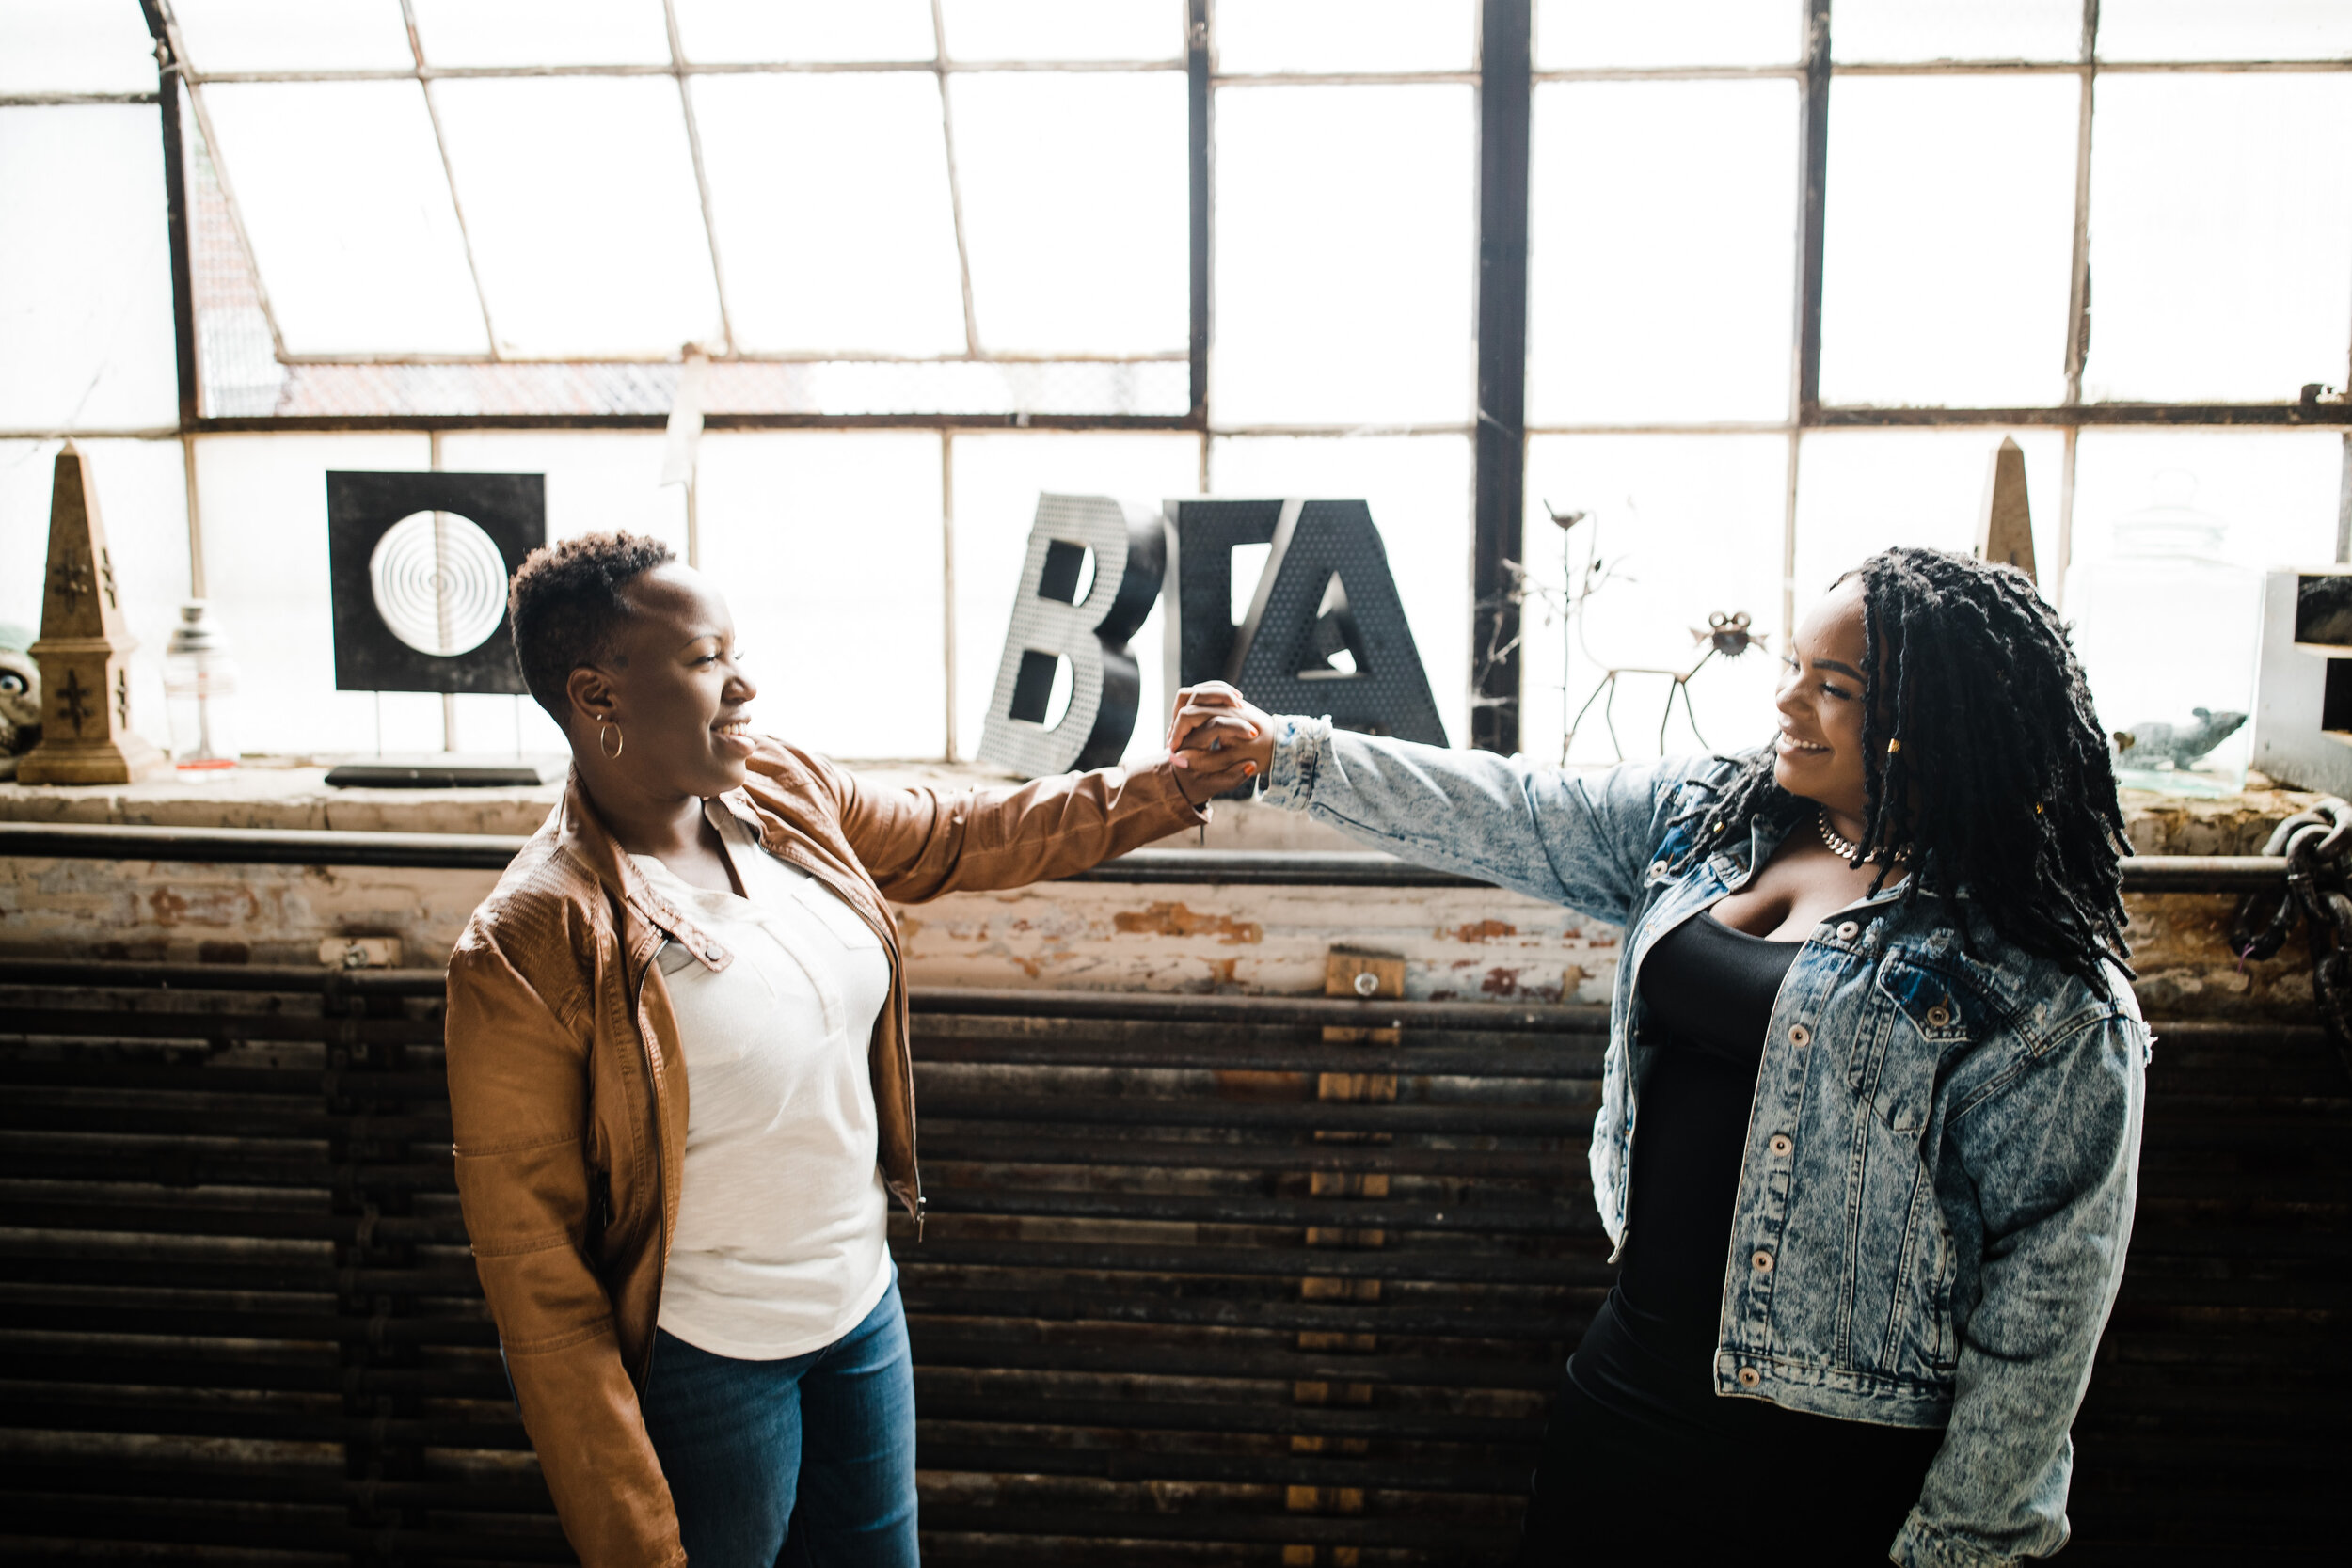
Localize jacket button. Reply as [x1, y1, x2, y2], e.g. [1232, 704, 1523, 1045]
[1752, 1250, 1773, 1272]
[706, 943, 724, 960]
[1926, 1003, 1953, 1028]
[1836, 920, 1860, 940]
[1737, 1367, 1761, 1388]
[1788, 1023, 1810, 1048]
[1769, 1134, 1792, 1157]
[1648, 860, 1667, 878]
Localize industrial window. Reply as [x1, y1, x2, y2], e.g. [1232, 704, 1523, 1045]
[1516, 0, 2352, 766]
[3, 1, 2346, 766]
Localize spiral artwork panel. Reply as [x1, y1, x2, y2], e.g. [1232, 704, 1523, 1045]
[326, 471, 544, 695]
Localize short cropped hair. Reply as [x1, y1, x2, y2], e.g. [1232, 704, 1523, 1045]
[507, 531, 676, 722]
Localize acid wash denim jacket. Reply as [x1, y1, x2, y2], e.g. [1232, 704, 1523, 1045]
[1258, 720, 2148, 1568]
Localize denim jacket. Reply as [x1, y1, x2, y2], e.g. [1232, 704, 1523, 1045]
[1259, 720, 2147, 1568]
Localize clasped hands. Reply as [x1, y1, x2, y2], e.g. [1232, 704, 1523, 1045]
[1166, 682, 1278, 805]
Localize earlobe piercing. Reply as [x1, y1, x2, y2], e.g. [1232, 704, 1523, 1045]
[598, 721, 625, 760]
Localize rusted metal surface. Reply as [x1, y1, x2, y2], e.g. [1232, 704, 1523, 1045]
[3, 945, 2345, 1565]
[0, 964, 1593, 1563]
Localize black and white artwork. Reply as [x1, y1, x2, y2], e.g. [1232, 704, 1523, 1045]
[325, 471, 545, 694]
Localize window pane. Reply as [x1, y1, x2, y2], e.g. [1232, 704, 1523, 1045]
[169, 0, 411, 75]
[695, 73, 964, 356]
[674, 0, 936, 63]
[409, 0, 670, 68]
[693, 433, 946, 757]
[1527, 80, 1797, 425]
[0, 0, 161, 94]
[0, 106, 178, 431]
[1205, 434, 1470, 745]
[1790, 428, 2066, 607]
[429, 430, 690, 757]
[1213, 85, 1474, 427]
[200, 83, 486, 356]
[435, 430, 688, 555]
[432, 78, 723, 357]
[1215, 0, 1477, 74]
[1819, 75, 2078, 408]
[1520, 435, 1788, 766]
[1535, 0, 1803, 70]
[2065, 430, 2340, 779]
[2069, 430, 2341, 583]
[2099, 0, 2352, 62]
[940, 0, 1180, 63]
[951, 72, 1188, 356]
[2083, 73, 2352, 403]
[950, 432, 1200, 762]
[189, 433, 436, 757]
[1833, 0, 2082, 63]
[0, 437, 188, 749]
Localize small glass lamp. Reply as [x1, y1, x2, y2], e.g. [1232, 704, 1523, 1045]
[164, 600, 241, 770]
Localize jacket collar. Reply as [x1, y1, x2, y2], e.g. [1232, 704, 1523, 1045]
[550, 768, 734, 974]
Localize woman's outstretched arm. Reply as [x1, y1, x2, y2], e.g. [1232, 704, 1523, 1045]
[1168, 684, 1736, 929]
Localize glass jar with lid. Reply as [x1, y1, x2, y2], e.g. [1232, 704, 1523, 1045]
[164, 600, 241, 770]
[2065, 473, 2263, 796]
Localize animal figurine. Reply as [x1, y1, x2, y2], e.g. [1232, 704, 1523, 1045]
[1566, 610, 1767, 762]
[0, 623, 40, 781]
[2111, 707, 2248, 769]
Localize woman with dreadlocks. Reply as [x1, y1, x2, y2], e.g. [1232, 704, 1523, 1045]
[1167, 546, 2146, 1567]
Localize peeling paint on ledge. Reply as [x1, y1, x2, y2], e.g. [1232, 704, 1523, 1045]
[0, 852, 2323, 1020]
[1112, 902, 1265, 945]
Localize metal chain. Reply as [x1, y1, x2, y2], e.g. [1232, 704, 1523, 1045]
[2229, 797, 2352, 1056]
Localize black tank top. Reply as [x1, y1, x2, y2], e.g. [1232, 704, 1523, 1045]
[1570, 910, 1804, 1434]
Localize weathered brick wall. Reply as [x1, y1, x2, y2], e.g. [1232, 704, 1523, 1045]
[0, 770, 2330, 1022]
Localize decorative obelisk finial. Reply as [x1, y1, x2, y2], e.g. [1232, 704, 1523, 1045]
[18, 443, 167, 784]
[1975, 436, 2037, 585]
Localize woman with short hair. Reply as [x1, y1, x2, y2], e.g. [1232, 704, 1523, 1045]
[1170, 547, 2146, 1567]
[446, 531, 1253, 1568]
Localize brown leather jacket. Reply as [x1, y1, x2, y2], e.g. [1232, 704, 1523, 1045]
[444, 738, 1205, 1567]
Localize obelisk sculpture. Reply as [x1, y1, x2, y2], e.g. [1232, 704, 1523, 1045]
[1975, 436, 2038, 585]
[19, 443, 167, 784]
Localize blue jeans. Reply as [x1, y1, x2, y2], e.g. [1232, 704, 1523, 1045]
[639, 1278, 918, 1568]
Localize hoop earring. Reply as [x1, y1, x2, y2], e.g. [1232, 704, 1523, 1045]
[598, 721, 624, 760]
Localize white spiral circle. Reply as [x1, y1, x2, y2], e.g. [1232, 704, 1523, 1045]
[368, 511, 508, 657]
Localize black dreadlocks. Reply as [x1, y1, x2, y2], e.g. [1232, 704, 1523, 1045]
[1676, 546, 2134, 992]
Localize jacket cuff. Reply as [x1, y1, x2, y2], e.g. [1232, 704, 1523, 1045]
[1134, 754, 1216, 828]
[1890, 1513, 2025, 1568]
[1256, 715, 1332, 812]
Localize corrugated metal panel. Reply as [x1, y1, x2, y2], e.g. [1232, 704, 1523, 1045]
[0, 960, 2342, 1564]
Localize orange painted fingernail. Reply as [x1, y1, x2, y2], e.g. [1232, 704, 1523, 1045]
[1242, 761, 1257, 775]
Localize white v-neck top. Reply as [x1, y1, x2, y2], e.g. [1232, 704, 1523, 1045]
[631, 803, 895, 1360]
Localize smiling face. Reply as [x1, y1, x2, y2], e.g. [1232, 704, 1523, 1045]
[1773, 576, 1873, 822]
[563, 562, 758, 800]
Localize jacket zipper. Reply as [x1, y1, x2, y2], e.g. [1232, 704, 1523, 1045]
[628, 932, 667, 1391]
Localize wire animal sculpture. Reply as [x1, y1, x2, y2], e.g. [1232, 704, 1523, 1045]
[1564, 610, 1768, 762]
[1531, 496, 1771, 762]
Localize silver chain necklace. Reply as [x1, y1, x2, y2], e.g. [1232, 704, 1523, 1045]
[1817, 808, 1863, 861]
